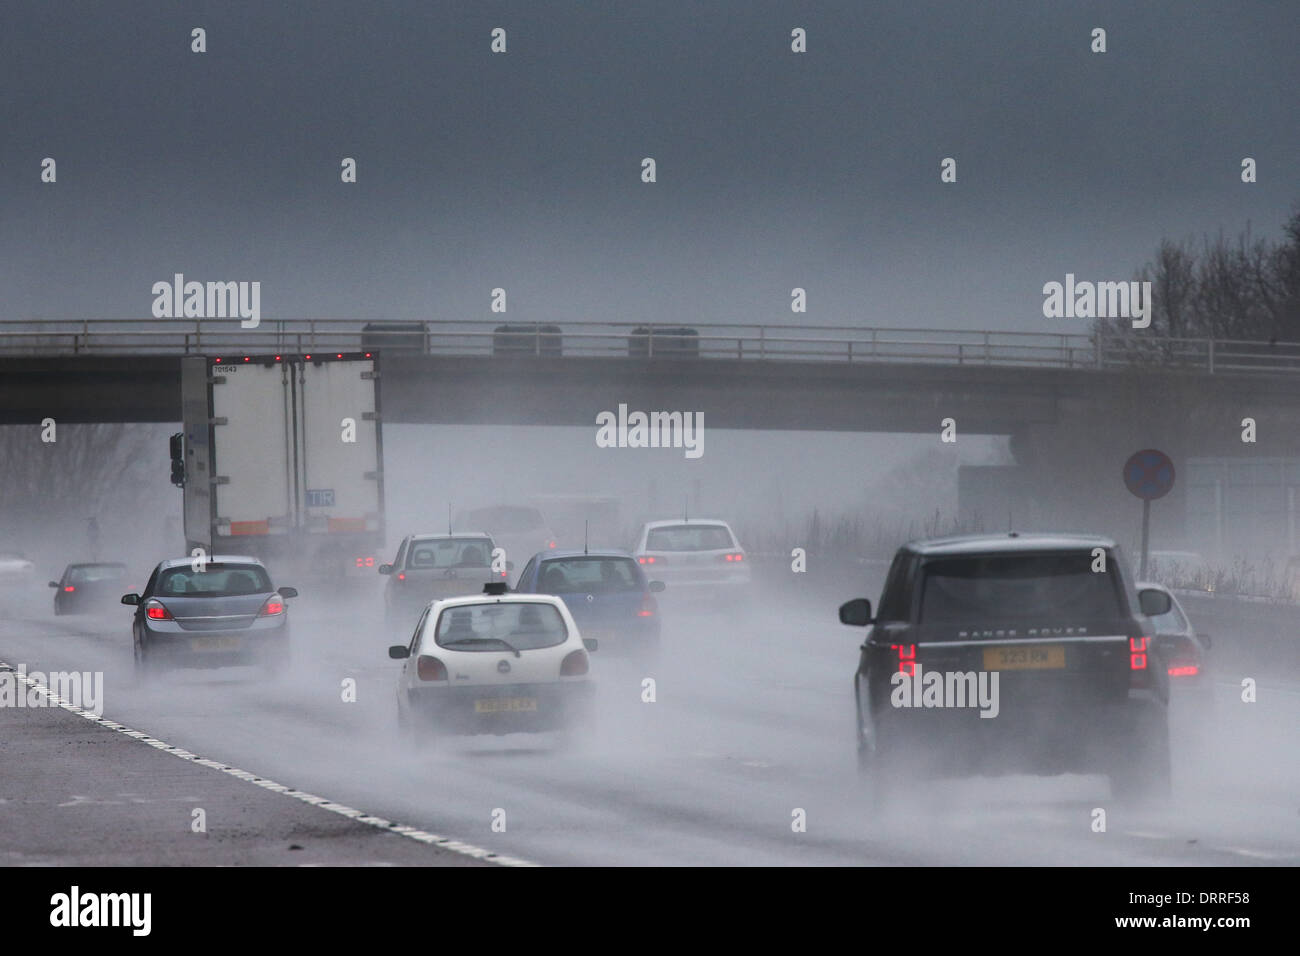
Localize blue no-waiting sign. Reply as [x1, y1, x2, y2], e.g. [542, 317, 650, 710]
[1124, 449, 1175, 501]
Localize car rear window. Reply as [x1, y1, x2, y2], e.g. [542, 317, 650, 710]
[432, 602, 568, 651]
[537, 557, 642, 593]
[919, 552, 1123, 627]
[157, 564, 272, 597]
[68, 564, 127, 584]
[406, 538, 492, 569]
[645, 524, 735, 552]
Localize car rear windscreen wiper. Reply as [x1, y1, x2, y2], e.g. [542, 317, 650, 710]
[441, 637, 521, 657]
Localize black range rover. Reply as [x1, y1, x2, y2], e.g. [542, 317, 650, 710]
[839, 533, 1173, 806]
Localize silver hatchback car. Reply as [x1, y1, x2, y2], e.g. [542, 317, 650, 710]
[122, 556, 297, 677]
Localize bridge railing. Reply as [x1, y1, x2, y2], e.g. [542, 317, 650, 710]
[4, 318, 1300, 375]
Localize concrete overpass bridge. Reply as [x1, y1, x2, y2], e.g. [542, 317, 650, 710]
[4, 318, 1300, 547]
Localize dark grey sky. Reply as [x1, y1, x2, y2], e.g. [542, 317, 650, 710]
[3, 0, 1296, 332]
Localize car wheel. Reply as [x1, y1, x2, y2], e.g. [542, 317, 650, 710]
[634, 634, 662, 664]
[859, 738, 900, 811]
[262, 638, 291, 679]
[856, 689, 898, 809]
[134, 636, 160, 680]
[1110, 715, 1172, 803]
[397, 701, 436, 750]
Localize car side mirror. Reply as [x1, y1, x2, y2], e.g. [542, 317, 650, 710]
[583, 638, 598, 653]
[48, 581, 59, 588]
[388, 645, 410, 659]
[121, 594, 140, 606]
[378, 564, 393, 575]
[1139, 588, 1172, 617]
[649, 580, 666, 593]
[278, 586, 298, 599]
[839, 598, 873, 627]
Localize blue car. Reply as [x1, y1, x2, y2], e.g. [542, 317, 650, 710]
[512, 550, 665, 654]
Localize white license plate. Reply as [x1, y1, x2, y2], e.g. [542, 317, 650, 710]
[191, 637, 241, 652]
[474, 697, 538, 714]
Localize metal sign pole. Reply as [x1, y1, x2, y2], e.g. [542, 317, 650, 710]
[1140, 499, 1151, 579]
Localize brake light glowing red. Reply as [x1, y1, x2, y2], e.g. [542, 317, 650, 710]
[397, 572, 405, 581]
[259, 597, 285, 616]
[145, 603, 171, 621]
[63, 585, 75, 592]
[355, 556, 375, 568]
[1168, 664, 1199, 677]
[721, 553, 744, 562]
[637, 556, 659, 564]
[638, 592, 656, 617]
[548, 540, 556, 549]
[416, 655, 448, 681]
[1129, 636, 1149, 670]
[891, 643, 916, 676]
[560, 650, 589, 676]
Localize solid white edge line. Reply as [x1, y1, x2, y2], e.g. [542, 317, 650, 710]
[1, 661, 540, 868]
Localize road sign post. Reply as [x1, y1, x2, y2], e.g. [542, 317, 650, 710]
[1123, 449, 1176, 579]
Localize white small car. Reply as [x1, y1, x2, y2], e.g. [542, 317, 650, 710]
[389, 585, 596, 740]
[630, 518, 751, 597]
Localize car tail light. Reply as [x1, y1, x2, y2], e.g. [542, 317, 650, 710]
[637, 555, 662, 565]
[63, 585, 75, 592]
[638, 592, 656, 617]
[145, 601, 172, 621]
[720, 552, 745, 562]
[500, 570, 508, 577]
[355, 556, 375, 568]
[560, 649, 589, 676]
[1129, 636, 1149, 670]
[1168, 658, 1200, 677]
[416, 655, 447, 681]
[397, 572, 406, 581]
[890, 643, 916, 676]
[548, 540, 557, 549]
[259, 596, 285, 617]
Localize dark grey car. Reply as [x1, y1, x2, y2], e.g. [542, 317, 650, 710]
[122, 556, 297, 677]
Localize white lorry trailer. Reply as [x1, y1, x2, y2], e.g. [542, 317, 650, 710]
[175, 353, 385, 580]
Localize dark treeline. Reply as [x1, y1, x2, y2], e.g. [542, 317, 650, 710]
[1094, 206, 1300, 343]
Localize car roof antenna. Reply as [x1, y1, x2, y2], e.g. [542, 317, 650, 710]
[584, 519, 589, 555]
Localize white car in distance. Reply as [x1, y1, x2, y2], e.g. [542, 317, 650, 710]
[389, 584, 596, 743]
[631, 518, 752, 598]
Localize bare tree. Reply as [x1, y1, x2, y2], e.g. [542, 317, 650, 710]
[1091, 206, 1300, 356]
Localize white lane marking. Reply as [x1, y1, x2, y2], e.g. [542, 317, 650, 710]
[2, 660, 538, 868]
[1227, 847, 1294, 860]
[1122, 830, 1298, 861]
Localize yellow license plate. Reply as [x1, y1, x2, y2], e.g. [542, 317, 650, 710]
[983, 644, 1065, 670]
[474, 697, 538, 714]
[191, 637, 241, 652]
